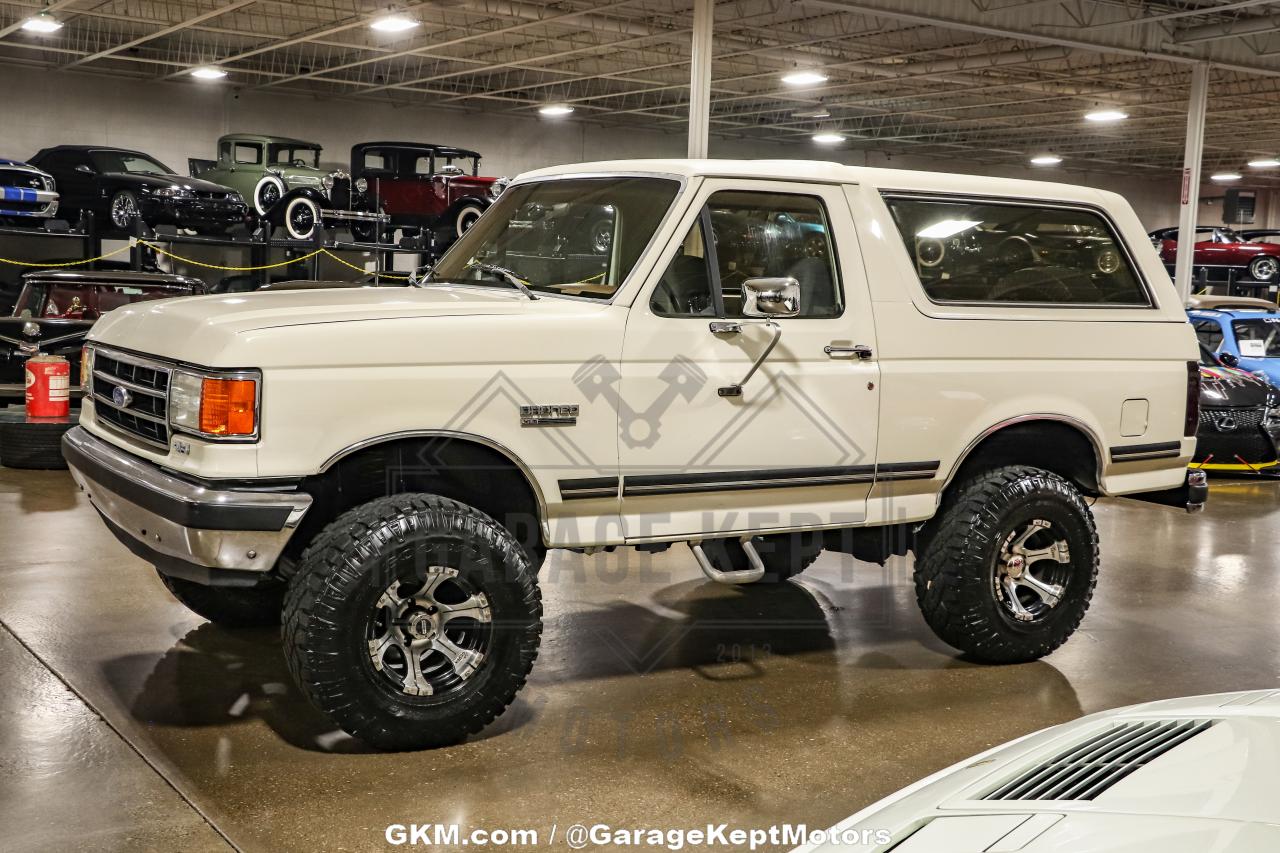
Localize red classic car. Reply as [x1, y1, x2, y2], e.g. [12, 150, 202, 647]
[350, 142, 508, 247]
[1149, 226, 1280, 283]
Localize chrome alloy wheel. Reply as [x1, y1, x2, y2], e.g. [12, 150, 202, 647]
[366, 567, 492, 696]
[110, 193, 138, 229]
[1251, 256, 1279, 282]
[993, 519, 1072, 622]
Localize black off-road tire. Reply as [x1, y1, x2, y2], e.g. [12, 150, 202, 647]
[0, 419, 72, 469]
[157, 572, 285, 627]
[702, 532, 824, 584]
[282, 493, 542, 751]
[913, 465, 1098, 663]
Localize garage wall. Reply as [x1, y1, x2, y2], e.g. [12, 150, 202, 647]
[1, 64, 1180, 227]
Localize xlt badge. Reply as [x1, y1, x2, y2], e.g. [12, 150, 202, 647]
[520, 404, 579, 427]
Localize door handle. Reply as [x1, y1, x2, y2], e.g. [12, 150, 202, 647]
[825, 344, 873, 360]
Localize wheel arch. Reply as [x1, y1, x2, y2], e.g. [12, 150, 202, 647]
[943, 415, 1104, 498]
[271, 186, 328, 218]
[290, 430, 548, 561]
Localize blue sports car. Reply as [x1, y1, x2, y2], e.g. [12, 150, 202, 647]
[0, 157, 59, 224]
[1189, 302, 1280, 387]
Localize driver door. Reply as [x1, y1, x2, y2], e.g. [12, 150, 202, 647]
[617, 179, 880, 541]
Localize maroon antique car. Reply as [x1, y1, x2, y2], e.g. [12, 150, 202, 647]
[1149, 226, 1280, 283]
[350, 142, 508, 247]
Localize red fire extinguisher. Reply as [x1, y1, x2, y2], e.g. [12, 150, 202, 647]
[25, 355, 71, 418]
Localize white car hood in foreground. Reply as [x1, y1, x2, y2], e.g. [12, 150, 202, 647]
[800, 691, 1280, 853]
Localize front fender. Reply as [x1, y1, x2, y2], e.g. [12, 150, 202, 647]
[269, 186, 329, 218]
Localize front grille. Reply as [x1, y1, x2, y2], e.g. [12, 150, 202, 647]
[330, 176, 351, 209]
[0, 170, 43, 190]
[984, 719, 1216, 802]
[0, 200, 44, 212]
[1197, 406, 1276, 463]
[92, 349, 170, 449]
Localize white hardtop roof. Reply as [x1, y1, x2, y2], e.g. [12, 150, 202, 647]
[517, 158, 1117, 207]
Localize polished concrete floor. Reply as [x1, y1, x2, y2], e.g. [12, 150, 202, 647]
[1, 467, 1278, 851]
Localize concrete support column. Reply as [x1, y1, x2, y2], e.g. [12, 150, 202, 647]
[1175, 63, 1209, 305]
[688, 0, 713, 159]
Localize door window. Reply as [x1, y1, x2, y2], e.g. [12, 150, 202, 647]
[234, 143, 262, 165]
[651, 191, 843, 319]
[1191, 318, 1224, 351]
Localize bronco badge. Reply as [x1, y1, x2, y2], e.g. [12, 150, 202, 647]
[520, 404, 579, 426]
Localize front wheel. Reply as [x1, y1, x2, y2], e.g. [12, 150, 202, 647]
[283, 197, 321, 240]
[913, 465, 1098, 663]
[109, 190, 140, 231]
[1249, 255, 1279, 283]
[282, 494, 542, 750]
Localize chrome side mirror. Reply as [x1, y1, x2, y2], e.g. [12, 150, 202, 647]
[742, 277, 800, 318]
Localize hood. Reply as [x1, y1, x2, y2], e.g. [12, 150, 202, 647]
[801, 690, 1280, 853]
[88, 285, 608, 366]
[1200, 364, 1271, 408]
[105, 172, 238, 195]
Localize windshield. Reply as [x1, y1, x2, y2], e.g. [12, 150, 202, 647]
[90, 150, 171, 176]
[428, 176, 681, 300]
[14, 283, 190, 320]
[1233, 318, 1280, 358]
[1199, 343, 1221, 368]
[269, 145, 321, 168]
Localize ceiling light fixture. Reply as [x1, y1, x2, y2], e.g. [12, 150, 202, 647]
[190, 66, 228, 80]
[1211, 172, 1242, 182]
[812, 132, 846, 144]
[370, 13, 419, 32]
[539, 104, 574, 117]
[21, 12, 63, 33]
[793, 107, 832, 119]
[782, 70, 829, 87]
[1030, 154, 1062, 166]
[1248, 158, 1280, 169]
[1084, 109, 1128, 123]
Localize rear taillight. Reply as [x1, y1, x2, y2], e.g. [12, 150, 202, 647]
[1185, 360, 1200, 437]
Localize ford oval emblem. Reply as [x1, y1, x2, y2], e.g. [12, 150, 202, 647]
[112, 385, 133, 409]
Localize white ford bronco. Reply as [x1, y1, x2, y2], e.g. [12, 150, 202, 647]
[64, 159, 1205, 750]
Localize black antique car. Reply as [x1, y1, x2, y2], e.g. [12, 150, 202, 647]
[0, 270, 204, 403]
[1191, 344, 1280, 475]
[29, 146, 247, 235]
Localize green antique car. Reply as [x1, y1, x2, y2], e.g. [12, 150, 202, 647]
[193, 133, 383, 241]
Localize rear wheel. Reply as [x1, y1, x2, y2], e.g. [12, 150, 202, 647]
[913, 465, 1097, 663]
[1249, 255, 1279, 282]
[454, 203, 484, 238]
[282, 494, 542, 750]
[157, 572, 284, 627]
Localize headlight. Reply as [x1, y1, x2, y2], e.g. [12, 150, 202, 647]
[169, 369, 260, 439]
[488, 177, 510, 200]
[355, 177, 369, 193]
[154, 186, 194, 198]
[81, 345, 94, 392]
[322, 175, 335, 192]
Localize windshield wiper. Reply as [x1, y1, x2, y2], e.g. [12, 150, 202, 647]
[464, 262, 539, 300]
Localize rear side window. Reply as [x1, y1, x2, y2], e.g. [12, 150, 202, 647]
[883, 196, 1149, 306]
[1233, 318, 1280, 357]
[234, 143, 262, 165]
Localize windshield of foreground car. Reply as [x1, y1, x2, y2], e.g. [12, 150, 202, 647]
[90, 150, 172, 176]
[427, 176, 681, 300]
[1233, 317, 1280, 357]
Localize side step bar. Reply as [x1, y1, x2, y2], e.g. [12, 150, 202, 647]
[689, 537, 765, 584]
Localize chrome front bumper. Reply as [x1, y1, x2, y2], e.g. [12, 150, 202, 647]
[63, 427, 311, 582]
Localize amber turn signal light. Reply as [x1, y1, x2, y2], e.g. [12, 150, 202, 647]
[199, 377, 256, 436]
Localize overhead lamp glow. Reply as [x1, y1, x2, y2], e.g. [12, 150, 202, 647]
[1084, 109, 1128, 123]
[190, 66, 227, 80]
[812, 132, 846, 145]
[21, 13, 63, 33]
[538, 104, 574, 117]
[1030, 154, 1062, 166]
[370, 14, 419, 32]
[782, 70, 829, 87]
[1248, 158, 1280, 169]
[1211, 172, 1242, 182]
